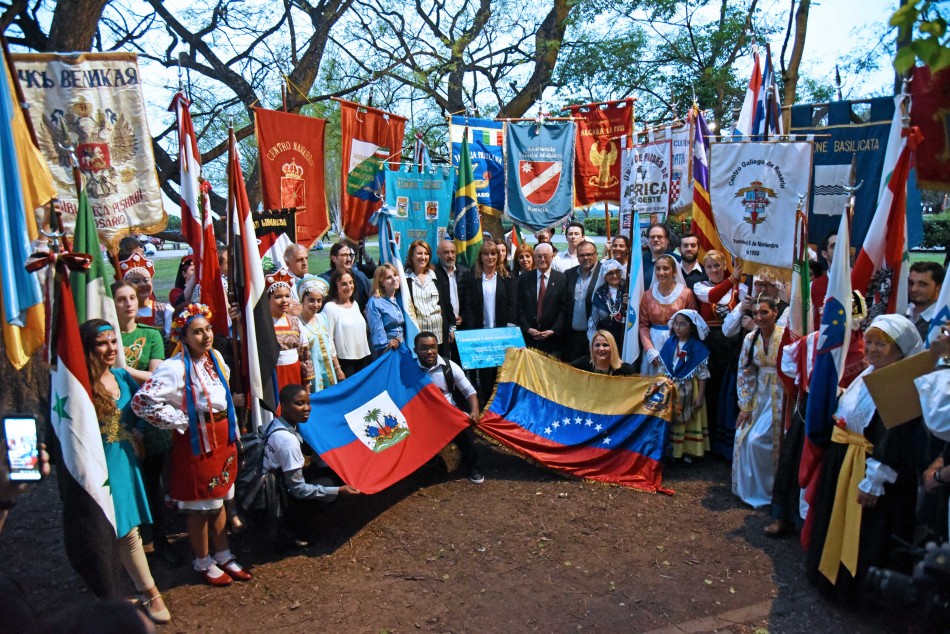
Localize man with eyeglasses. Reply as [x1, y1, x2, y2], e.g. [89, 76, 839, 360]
[565, 240, 601, 361]
[642, 222, 680, 288]
[319, 241, 372, 311]
[516, 242, 568, 357]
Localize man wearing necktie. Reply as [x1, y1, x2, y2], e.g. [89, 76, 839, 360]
[516, 242, 568, 357]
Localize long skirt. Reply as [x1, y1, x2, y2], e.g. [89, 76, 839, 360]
[732, 368, 780, 508]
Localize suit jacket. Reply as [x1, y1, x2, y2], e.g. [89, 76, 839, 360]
[516, 269, 568, 350]
[439, 263, 473, 328]
[565, 262, 601, 332]
[463, 273, 516, 330]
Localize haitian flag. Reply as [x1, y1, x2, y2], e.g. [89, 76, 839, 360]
[298, 346, 469, 494]
[566, 99, 634, 206]
[383, 164, 453, 256]
[479, 348, 675, 492]
[253, 108, 328, 247]
[505, 121, 575, 231]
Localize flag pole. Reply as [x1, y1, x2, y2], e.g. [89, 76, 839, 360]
[226, 127, 250, 432]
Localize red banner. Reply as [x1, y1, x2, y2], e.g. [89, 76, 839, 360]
[910, 65, 950, 192]
[253, 108, 328, 247]
[337, 99, 406, 240]
[567, 99, 635, 206]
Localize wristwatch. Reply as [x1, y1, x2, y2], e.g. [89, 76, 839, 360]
[935, 468, 946, 484]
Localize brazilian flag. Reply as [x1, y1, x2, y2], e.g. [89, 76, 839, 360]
[451, 133, 482, 267]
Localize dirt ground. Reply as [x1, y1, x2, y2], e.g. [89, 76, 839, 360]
[0, 440, 941, 633]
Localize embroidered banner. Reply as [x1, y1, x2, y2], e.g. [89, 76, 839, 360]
[253, 108, 328, 247]
[383, 166, 453, 254]
[708, 141, 812, 269]
[12, 52, 166, 250]
[566, 100, 634, 207]
[505, 121, 575, 230]
[620, 139, 672, 239]
[642, 123, 693, 215]
[449, 116, 505, 221]
[910, 65, 950, 192]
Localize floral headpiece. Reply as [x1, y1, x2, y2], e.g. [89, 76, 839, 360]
[171, 303, 213, 343]
[119, 252, 155, 281]
[266, 268, 294, 295]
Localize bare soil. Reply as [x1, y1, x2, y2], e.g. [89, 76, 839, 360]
[0, 440, 938, 633]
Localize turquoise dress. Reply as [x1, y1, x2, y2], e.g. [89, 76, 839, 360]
[103, 369, 152, 537]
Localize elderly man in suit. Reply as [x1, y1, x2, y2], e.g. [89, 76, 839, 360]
[564, 239, 601, 362]
[516, 242, 567, 357]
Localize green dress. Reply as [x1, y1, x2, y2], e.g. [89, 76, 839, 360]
[103, 369, 152, 537]
[121, 324, 169, 455]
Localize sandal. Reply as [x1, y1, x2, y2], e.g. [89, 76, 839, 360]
[219, 558, 252, 581]
[139, 592, 171, 624]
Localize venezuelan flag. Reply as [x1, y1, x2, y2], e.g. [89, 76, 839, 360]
[479, 348, 675, 492]
[452, 133, 482, 266]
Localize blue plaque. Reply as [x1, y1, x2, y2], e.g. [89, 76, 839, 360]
[454, 327, 526, 370]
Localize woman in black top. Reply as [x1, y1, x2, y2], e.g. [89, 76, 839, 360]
[571, 330, 635, 376]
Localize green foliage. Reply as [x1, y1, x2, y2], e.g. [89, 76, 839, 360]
[921, 218, 950, 249]
[584, 217, 620, 236]
[891, 1, 950, 73]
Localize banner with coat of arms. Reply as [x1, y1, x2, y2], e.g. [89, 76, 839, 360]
[708, 141, 812, 269]
[505, 121, 575, 230]
[449, 116, 505, 239]
[12, 52, 166, 251]
[384, 166, 454, 253]
[253, 108, 328, 248]
[620, 139, 671, 242]
[566, 99, 634, 207]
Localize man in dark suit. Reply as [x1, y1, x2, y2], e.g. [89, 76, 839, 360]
[437, 239, 473, 362]
[564, 240, 601, 362]
[516, 242, 568, 357]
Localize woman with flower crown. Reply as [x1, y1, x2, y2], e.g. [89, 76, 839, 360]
[132, 303, 252, 588]
[267, 268, 315, 395]
[297, 275, 346, 392]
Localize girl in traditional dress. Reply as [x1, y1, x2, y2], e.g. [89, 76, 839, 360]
[659, 310, 711, 461]
[132, 304, 252, 587]
[639, 254, 697, 375]
[733, 296, 785, 508]
[693, 251, 747, 459]
[267, 268, 315, 394]
[298, 275, 345, 392]
[366, 263, 406, 356]
[587, 259, 628, 348]
[119, 253, 173, 338]
[323, 269, 372, 377]
[806, 315, 924, 600]
[79, 319, 170, 624]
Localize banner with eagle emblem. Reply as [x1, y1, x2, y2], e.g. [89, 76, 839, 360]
[566, 99, 634, 207]
[505, 121, 575, 231]
[12, 53, 166, 251]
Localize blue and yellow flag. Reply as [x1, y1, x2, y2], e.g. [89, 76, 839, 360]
[451, 134, 482, 267]
[479, 348, 675, 493]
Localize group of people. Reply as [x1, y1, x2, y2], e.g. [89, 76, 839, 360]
[46, 221, 950, 624]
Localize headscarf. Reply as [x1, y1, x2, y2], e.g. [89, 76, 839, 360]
[650, 254, 686, 304]
[298, 274, 329, 299]
[667, 309, 709, 340]
[867, 314, 924, 358]
[659, 309, 710, 379]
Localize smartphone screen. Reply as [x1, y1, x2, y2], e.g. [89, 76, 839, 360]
[4, 416, 41, 481]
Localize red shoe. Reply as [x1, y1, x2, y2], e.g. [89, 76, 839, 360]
[219, 558, 252, 581]
[200, 564, 233, 587]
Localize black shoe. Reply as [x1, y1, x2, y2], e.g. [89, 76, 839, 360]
[468, 468, 485, 484]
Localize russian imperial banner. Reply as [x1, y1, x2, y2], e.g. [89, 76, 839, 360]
[13, 52, 165, 251]
[620, 140, 671, 236]
[505, 121, 575, 230]
[450, 116, 504, 239]
[709, 141, 812, 269]
[337, 99, 406, 240]
[642, 123, 693, 215]
[384, 166, 453, 253]
[253, 108, 328, 247]
[566, 99, 634, 206]
[789, 97, 921, 249]
[911, 65, 950, 192]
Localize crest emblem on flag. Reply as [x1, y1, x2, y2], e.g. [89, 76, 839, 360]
[280, 158, 305, 209]
[519, 160, 562, 205]
[816, 297, 847, 352]
[588, 140, 619, 188]
[735, 180, 776, 233]
[344, 392, 411, 453]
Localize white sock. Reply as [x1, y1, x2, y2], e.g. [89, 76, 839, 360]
[194, 555, 219, 573]
[213, 549, 233, 566]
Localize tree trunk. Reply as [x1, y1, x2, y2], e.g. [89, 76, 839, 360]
[46, 0, 109, 51]
[781, 0, 810, 131]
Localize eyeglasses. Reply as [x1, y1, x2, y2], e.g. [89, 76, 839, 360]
[338, 252, 354, 259]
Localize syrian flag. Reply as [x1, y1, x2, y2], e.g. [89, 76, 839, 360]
[229, 128, 279, 425]
[733, 49, 762, 138]
[171, 92, 228, 334]
[69, 190, 124, 366]
[621, 209, 645, 364]
[50, 259, 119, 585]
[804, 210, 852, 446]
[852, 120, 921, 321]
[373, 206, 420, 348]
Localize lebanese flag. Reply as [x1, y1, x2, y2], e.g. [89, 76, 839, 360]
[228, 129, 279, 423]
[852, 124, 922, 318]
[297, 346, 469, 493]
[171, 93, 228, 334]
[49, 259, 120, 584]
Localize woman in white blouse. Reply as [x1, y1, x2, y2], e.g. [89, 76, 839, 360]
[405, 239, 455, 356]
[321, 269, 371, 377]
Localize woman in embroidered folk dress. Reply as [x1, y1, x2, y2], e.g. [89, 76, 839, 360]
[132, 304, 252, 587]
[119, 252, 173, 339]
[322, 269, 372, 377]
[79, 319, 170, 624]
[267, 268, 315, 394]
[639, 254, 697, 375]
[805, 315, 924, 600]
[587, 259, 628, 349]
[693, 252, 747, 459]
[658, 310, 711, 461]
[298, 275, 345, 392]
[366, 263, 406, 356]
[733, 296, 785, 508]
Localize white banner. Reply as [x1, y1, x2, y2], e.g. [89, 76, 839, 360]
[12, 52, 166, 251]
[709, 141, 812, 269]
[647, 123, 693, 215]
[621, 139, 671, 246]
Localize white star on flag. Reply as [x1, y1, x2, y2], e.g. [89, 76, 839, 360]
[522, 163, 532, 173]
[544, 426, 552, 435]
[603, 437, 612, 445]
[585, 419, 593, 427]
[594, 424, 603, 432]
[574, 417, 582, 425]
[552, 421, 560, 429]
[562, 418, 570, 426]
